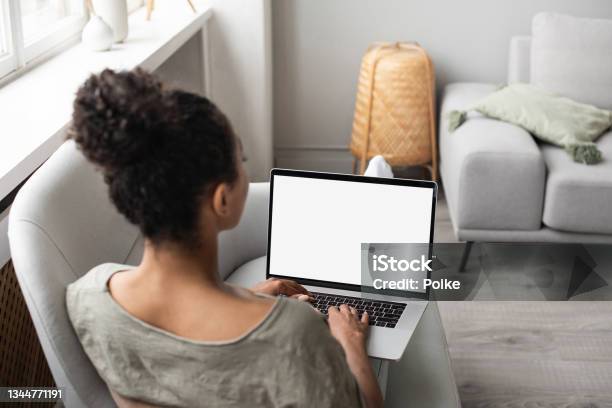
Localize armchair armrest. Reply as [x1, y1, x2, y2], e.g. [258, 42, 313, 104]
[218, 182, 270, 280]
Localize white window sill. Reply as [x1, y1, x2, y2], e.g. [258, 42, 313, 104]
[0, 1, 212, 201]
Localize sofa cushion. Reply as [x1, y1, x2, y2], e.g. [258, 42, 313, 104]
[531, 13, 612, 110]
[508, 36, 531, 84]
[440, 83, 546, 231]
[542, 131, 612, 234]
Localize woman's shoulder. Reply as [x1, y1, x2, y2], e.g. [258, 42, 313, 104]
[66, 263, 129, 321]
[276, 298, 326, 326]
[67, 263, 132, 295]
[267, 298, 335, 344]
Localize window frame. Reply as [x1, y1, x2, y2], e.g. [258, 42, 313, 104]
[19, 0, 87, 63]
[0, 0, 154, 82]
[0, 0, 145, 83]
[16, 0, 87, 66]
[0, 0, 17, 78]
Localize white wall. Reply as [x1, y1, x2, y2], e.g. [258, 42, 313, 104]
[204, 0, 273, 181]
[272, 0, 612, 172]
[155, 34, 204, 95]
[158, 0, 274, 181]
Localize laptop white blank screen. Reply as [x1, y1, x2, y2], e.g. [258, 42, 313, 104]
[268, 175, 434, 286]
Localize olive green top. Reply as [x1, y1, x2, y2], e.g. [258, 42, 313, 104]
[66, 263, 363, 407]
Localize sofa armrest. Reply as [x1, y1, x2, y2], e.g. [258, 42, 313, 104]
[439, 83, 546, 233]
[218, 182, 270, 279]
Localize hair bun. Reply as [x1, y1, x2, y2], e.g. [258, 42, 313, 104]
[71, 68, 166, 171]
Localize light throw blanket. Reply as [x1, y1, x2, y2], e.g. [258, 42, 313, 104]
[448, 83, 612, 164]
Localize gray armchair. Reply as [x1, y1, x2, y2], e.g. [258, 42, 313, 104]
[9, 140, 459, 407]
[8, 140, 271, 406]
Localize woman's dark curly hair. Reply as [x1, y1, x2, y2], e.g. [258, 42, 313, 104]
[70, 68, 238, 247]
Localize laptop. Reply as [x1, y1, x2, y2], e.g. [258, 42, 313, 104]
[266, 169, 437, 361]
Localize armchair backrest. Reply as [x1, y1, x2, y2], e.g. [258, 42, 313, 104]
[8, 140, 271, 407]
[8, 140, 141, 407]
[508, 36, 531, 84]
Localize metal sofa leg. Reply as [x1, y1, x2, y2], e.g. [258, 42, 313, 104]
[458, 241, 474, 272]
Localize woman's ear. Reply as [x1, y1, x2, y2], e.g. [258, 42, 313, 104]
[211, 182, 231, 220]
[211, 181, 244, 230]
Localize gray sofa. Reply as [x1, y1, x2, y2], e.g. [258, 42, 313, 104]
[439, 35, 612, 249]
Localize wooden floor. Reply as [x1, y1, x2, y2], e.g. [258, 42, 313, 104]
[434, 192, 612, 407]
[438, 301, 612, 407]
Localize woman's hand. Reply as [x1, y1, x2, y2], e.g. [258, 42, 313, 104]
[251, 278, 312, 301]
[327, 304, 369, 352]
[327, 305, 383, 408]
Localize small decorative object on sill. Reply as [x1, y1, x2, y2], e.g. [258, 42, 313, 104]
[349, 42, 438, 180]
[82, 0, 114, 52]
[91, 0, 128, 43]
[145, 0, 197, 21]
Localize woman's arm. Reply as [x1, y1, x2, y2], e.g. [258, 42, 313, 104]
[328, 305, 384, 408]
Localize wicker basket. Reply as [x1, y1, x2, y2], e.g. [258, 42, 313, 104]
[349, 42, 437, 179]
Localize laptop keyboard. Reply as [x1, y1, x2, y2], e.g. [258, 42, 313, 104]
[310, 292, 406, 328]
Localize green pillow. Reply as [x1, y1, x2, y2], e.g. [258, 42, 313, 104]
[448, 83, 612, 164]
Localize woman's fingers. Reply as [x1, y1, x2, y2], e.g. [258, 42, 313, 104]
[361, 311, 369, 325]
[279, 280, 311, 296]
[290, 294, 312, 302]
[339, 304, 351, 314]
[289, 281, 311, 296]
[330, 304, 367, 324]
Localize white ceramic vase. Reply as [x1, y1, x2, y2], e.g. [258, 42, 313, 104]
[81, 15, 114, 52]
[91, 0, 128, 43]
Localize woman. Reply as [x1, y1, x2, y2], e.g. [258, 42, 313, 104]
[66, 69, 383, 408]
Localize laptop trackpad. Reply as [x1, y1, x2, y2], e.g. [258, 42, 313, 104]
[367, 302, 427, 361]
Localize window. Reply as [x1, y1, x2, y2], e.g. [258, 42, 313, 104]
[0, 1, 16, 78]
[0, 5, 7, 56]
[0, 0, 86, 79]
